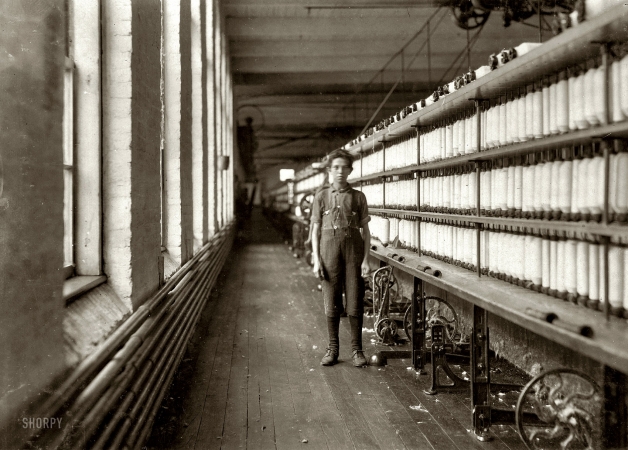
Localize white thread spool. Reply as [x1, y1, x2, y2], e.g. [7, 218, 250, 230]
[489, 230, 497, 274]
[497, 164, 508, 213]
[573, 69, 587, 130]
[589, 155, 604, 218]
[452, 121, 459, 155]
[621, 52, 628, 117]
[453, 173, 462, 210]
[533, 84, 543, 139]
[576, 240, 589, 298]
[550, 158, 560, 216]
[578, 156, 591, 217]
[470, 113, 478, 153]
[556, 71, 569, 133]
[485, 107, 492, 149]
[481, 109, 487, 151]
[458, 227, 465, 263]
[526, 86, 535, 140]
[469, 170, 477, 210]
[541, 158, 552, 215]
[443, 174, 451, 209]
[592, 64, 606, 126]
[501, 233, 509, 276]
[589, 242, 600, 302]
[461, 172, 469, 210]
[499, 100, 507, 146]
[517, 234, 526, 281]
[556, 238, 566, 294]
[568, 69, 577, 131]
[507, 97, 516, 144]
[514, 164, 523, 213]
[549, 237, 558, 292]
[549, 79, 558, 135]
[599, 243, 606, 305]
[480, 230, 486, 269]
[490, 164, 497, 212]
[458, 117, 466, 156]
[507, 162, 515, 211]
[542, 82, 551, 136]
[565, 239, 577, 295]
[558, 154, 573, 216]
[610, 59, 625, 123]
[481, 170, 490, 211]
[518, 94, 527, 142]
[447, 225, 454, 259]
[381, 217, 390, 245]
[530, 235, 543, 286]
[440, 126, 446, 160]
[542, 237, 551, 289]
[533, 159, 544, 215]
[609, 245, 624, 310]
[610, 150, 628, 220]
[524, 234, 533, 281]
[522, 163, 534, 215]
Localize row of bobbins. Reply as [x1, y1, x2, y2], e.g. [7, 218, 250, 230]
[368, 215, 628, 318]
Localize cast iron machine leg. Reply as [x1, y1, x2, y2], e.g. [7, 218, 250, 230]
[603, 366, 627, 449]
[472, 305, 492, 441]
[412, 277, 426, 373]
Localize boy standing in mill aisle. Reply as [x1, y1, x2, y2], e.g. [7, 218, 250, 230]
[311, 149, 371, 367]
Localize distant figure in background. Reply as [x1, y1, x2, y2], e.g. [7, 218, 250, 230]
[310, 149, 371, 367]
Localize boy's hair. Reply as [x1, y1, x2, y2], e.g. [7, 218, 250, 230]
[326, 149, 354, 169]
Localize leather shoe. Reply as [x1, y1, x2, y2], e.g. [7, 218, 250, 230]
[321, 348, 338, 366]
[352, 350, 367, 367]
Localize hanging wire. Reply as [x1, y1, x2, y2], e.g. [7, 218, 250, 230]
[322, 7, 446, 129]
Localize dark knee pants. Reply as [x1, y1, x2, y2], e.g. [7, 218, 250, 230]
[320, 228, 365, 318]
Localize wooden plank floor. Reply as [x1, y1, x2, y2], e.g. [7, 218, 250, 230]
[146, 210, 528, 450]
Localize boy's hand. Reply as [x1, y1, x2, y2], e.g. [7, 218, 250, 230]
[361, 260, 370, 277]
[313, 260, 324, 280]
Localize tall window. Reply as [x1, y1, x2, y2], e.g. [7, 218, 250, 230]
[63, 0, 75, 279]
[62, 0, 103, 287]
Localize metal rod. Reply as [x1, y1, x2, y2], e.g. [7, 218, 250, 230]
[467, 27, 471, 71]
[35, 228, 229, 423]
[538, 0, 543, 43]
[427, 19, 432, 88]
[603, 140, 610, 225]
[604, 236, 610, 321]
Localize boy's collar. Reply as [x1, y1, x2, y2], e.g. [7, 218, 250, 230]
[331, 183, 352, 193]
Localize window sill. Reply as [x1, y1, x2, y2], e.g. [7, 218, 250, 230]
[63, 275, 107, 305]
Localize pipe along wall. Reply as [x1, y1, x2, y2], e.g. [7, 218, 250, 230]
[26, 224, 235, 450]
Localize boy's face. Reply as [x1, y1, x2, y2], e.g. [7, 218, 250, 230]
[329, 157, 352, 186]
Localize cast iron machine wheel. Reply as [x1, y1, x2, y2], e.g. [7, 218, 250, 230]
[515, 368, 602, 450]
[403, 296, 459, 346]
